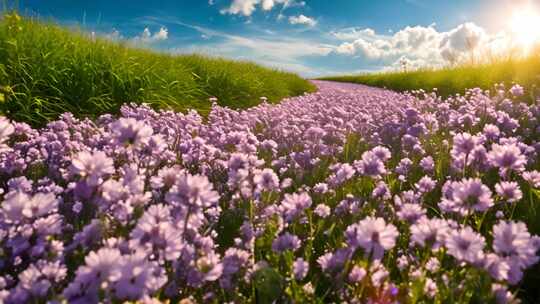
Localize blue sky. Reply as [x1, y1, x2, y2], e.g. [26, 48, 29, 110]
[9, 0, 539, 77]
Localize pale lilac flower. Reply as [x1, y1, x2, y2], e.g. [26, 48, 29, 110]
[166, 173, 220, 209]
[415, 176, 436, 193]
[452, 132, 481, 155]
[397, 203, 426, 223]
[452, 178, 494, 212]
[493, 221, 538, 268]
[410, 218, 449, 250]
[317, 248, 349, 274]
[280, 192, 312, 222]
[253, 168, 280, 192]
[483, 124, 500, 141]
[272, 233, 301, 253]
[510, 84, 524, 97]
[488, 143, 527, 175]
[522, 170, 540, 188]
[348, 265, 367, 283]
[115, 251, 167, 300]
[355, 151, 386, 177]
[446, 226, 486, 264]
[495, 182, 523, 203]
[371, 146, 391, 161]
[345, 217, 398, 260]
[293, 258, 309, 280]
[314, 204, 331, 218]
[419, 156, 435, 173]
[71, 150, 115, 186]
[111, 118, 153, 146]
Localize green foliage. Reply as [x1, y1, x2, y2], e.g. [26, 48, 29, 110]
[0, 12, 316, 126]
[320, 52, 540, 99]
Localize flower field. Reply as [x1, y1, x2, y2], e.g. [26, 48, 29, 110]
[0, 80, 539, 303]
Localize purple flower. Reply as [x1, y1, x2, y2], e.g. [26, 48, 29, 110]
[293, 258, 309, 280]
[348, 265, 367, 283]
[452, 178, 494, 212]
[166, 173, 220, 209]
[415, 176, 436, 193]
[510, 84, 524, 97]
[71, 150, 115, 186]
[111, 118, 153, 147]
[317, 248, 350, 274]
[445, 226, 485, 264]
[2, 191, 58, 222]
[523, 170, 540, 188]
[314, 204, 331, 218]
[345, 217, 398, 260]
[253, 168, 280, 191]
[452, 132, 481, 156]
[397, 203, 426, 223]
[355, 151, 386, 177]
[410, 218, 449, 250]
[327, 163, 355, 186]
[272, 233, 301, 253]
[419, 156, 435, 173]
[488, 143, 527, 175]
[115, 251, 167, 300]
[371, 146, 391, 161]
[280, 192, 312, 222]
[493, 221, 538, 268]
[495, 182, 523, 203]
[483, 124, 500, 141]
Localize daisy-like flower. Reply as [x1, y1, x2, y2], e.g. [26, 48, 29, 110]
[445, 226, 485, 264]
[166, 173, 220, 209]
[345, 217, 398, 260]
[71, 150, 115, 186]
[488, 143, 527, 175]
[280, 192, 312, 222]
[522, 170, 540, 188]
[354, 151, 386, 177]
[292, 258, 309, 280]
[314, 204, 331, 218]
[495, 182, 523, 203]
[112, 117, 153, 146]
[493, 221, 538, 267]
[452, 132, 481, 156]
[452, 178, 493, 212]
[253, 168, 280, 192]
[272, 233, 301, 253]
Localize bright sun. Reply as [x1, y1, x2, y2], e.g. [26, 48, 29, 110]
[509, 8, 540, 49]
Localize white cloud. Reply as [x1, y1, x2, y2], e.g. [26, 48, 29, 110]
[331, 22, 509, 69]
[133, 27, 169, 43]
[220, 0, 304, 16]
[288, 14, 317, 27]
[331, 27, 375, 40]
[221, 0, 259, 16]
[439, 22, 486, 63]
[208, 0, 215, 5]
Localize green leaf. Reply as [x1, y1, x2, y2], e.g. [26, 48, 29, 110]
[254, 267, 284, 304]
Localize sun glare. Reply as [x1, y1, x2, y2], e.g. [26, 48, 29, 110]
[509, 7, 540, 50]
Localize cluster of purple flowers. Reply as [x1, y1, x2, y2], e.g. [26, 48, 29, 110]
[0, 80, 539, 303]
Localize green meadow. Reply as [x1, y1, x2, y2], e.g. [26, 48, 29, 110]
[321, 51, 540, 100]
[0, 13, 316, 126]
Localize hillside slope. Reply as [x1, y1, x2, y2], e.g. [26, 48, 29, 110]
[0, 13, 316, 126]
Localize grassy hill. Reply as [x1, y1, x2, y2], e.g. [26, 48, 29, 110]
[321, 51, 540, 100]
[0, 12, 316, 126]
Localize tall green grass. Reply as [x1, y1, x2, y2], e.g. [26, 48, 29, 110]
[321, 51, 540, 99]
[0, 12, 316, 126]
